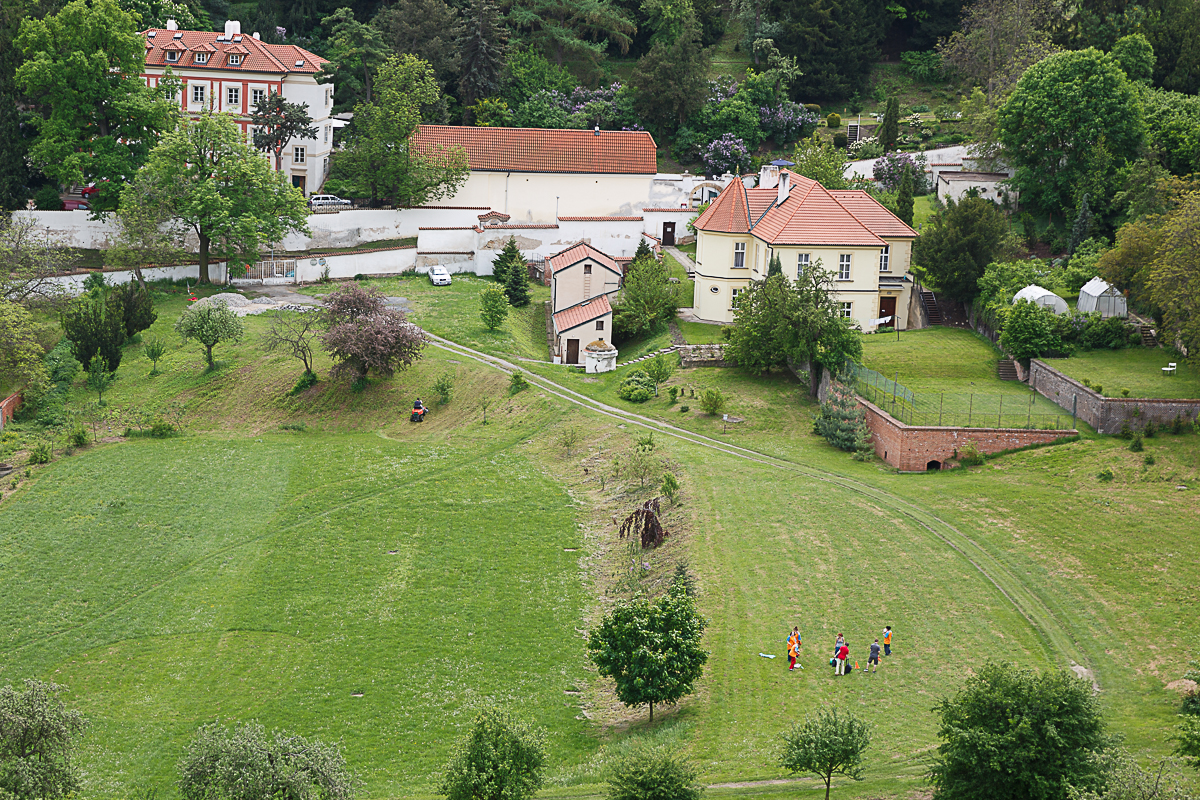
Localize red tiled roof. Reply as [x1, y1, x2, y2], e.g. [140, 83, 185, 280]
[558, 216, 643, 221]
[411, 126, 658, 174]
[828, 191, 918, 238]
[553, 294, 613, 334]
[745, 187, 776, 224]
[692, 179, 750, 233]
[642, 207, 688, 212]
[547, 242, 622, 278]
[142, 28, 327, 74]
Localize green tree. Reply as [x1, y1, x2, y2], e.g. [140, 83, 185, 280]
[813, 378, 872, 459]
[143, 336, 167, 376]
[767, 251, 783, 277]
[479, 284, 510, 330]
[790, 134, 850, 190]
[0, 98, 31, 212]
[698, 386, 726, 414]
[929, 660, 1108, 800]
[880, 96, 900, 151]
[114, 281, 157, 339]
[1070, 751, 1198, 800]
[644, 353, 675, 396]
[251, 91, 318, 172]
[0, 216, 71, 304]
[317, 7, 390, 111]
[999, 299, 1059, 361]
[614, 249, 676, 340]
[606, 743, 703, 800]
[587, 574, 708, 722]
[178, 721, 356, 800]
[439, 707, 547, 800]
[998, 48, 1145, 218]
[896, 168, 915, 227]
[85, 353, 114, 404]
[117, 0, 201, 29]
[936, 0, 1059, 100]
[61, 291, 124, 372]
[630, 16, 710, 133]
[175, 302, 244, 369]
[500, 50, 576, 108]
[127, 111, 309, 283]
[337, 55, 469, 205]
[457, 0, 508, 115]
[780, 707, 872, 800]
[504, 257, 531, 307]
[491, 236, 522, 287]
[724, 268, 863, 388]
[772, 0, 886, 100]
[1148, 189, 1200, 359]
[1177, 715, 1200, 769]
[108, 177, 187, 287]
[15, 0, 179, 212]
[0, 301, 50, 395]
[911, 196, 1012, 303]
[508, 0, 636, 68]
[0, 679, 89, 800]
[373, 0, 463, 89]
[1110, 32, 1155, 84]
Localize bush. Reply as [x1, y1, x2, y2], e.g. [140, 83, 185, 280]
[667, 386, 678, 404]
[509, 372, 529, 394]
[27, 439, 53, 464]
[1093, 384, 1103, 395]
[440, 708, 547, 800]
[701, 134, 750, 176]
[149, 419, 174, 437]
[1097, 467, 1114, 481]
[832, 132, 848, 148]
[34, 184, 62, 210]
[1143, 420, 1156, 437]
[617, 370, 655, 403]
[68, 425, 87, 447]
[958, 440, 985, 466]
[1144, 454, 1156, 466]
[1172, 415, 1186, 434]
[606, 744, 702, 800]
[432, 371, 455, 404]
[910, 103, 931, 113]
[900, 50, 944, 82]
[290, 370, 318, 394]
[813, 380, 871, 458]
[1129, 433, 1144, 451]
[1119, 421, 1133, 439]
[803, 103, 821, 115]
[698, 387, 726, 415]
[826, 112, 841, 129]
[679, 405, 690, 412]
[1121, 387, 1130, 397]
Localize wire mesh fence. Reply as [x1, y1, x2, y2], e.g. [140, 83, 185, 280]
[851, 376, 1074, 430]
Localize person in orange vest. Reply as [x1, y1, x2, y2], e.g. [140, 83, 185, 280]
[883, 626, 892, 656]
[786, 627, 802, 671]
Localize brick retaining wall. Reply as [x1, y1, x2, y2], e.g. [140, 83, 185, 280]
[1028, 359, 1200, 435]
[0, 394, 21, 430]
[678, 343, 731, 368]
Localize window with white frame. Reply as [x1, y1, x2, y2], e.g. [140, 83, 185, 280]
[165, 50, 180, 62]
[879, 245, 890, 272]
[191, 84, 205, 104]
[840, 302, 853, 319]
[733, 241, 746, 268]
[325, 89, 332, 106]
[227, 86, 240, 107]
[252, 88, 265, 106]
[194, 52, 209, 64]
[797, 252, 810, 277]
[293, 146, 306, 164]
[731, 287, 744, 307]
[324, 124, 331, 143]
[228, 53, 242, 65]
[838, 254, 851, 279]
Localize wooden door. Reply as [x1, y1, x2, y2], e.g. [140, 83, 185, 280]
[292, 175, 306, 194]
[566, 338, 580, 364]
[662, 222, 676, 246]
[879, 296, 897, 323]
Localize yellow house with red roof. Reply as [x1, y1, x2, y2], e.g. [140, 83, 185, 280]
[692, 163, 918, 330]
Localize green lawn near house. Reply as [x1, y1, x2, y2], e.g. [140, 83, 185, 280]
[663, 252, 696, 309]
[913, 194, 936, 228]
[1044, 348, 1200, 400]
[678, 320, 726, 344]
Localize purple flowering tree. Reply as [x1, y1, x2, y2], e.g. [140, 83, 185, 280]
[759, 101, 820, 144]
[873, 152, 917, 192]
[702, 134, 750, 176]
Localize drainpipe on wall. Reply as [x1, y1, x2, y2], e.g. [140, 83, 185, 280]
[505, 172, 510, 214]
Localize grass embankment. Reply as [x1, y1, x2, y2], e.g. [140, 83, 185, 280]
[678, 320, 725, 344]
[4, 286, 1200, 799]
[663, 253, 696, 309]
[1046, 348, 1200, 399]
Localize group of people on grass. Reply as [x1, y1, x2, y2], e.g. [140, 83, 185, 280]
[785, 626, 892, 675]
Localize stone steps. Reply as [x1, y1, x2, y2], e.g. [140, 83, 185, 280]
[617, 346, 679, 369]
[997, 359, 1019, 381]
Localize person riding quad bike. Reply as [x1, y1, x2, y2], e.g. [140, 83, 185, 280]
[410, 398, 426, 422]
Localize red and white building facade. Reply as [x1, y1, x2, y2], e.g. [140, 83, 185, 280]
[140, 19, 333, 196]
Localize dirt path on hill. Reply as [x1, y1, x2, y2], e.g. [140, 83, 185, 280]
[422, 331, 1097, 681]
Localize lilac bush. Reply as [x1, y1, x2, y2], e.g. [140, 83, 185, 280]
[759, 101, 820, 144]
[707, 76, 739, 104]
[702, 134, 750, 176]
[873, 151, 917, 191]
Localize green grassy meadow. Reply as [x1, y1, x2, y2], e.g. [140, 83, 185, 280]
[1046, 348, 1200, 399]
[3, 286, 1200, 799]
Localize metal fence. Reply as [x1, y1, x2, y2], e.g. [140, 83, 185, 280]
[849, 369, 1073, 430]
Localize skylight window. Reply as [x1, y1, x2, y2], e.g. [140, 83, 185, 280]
[147, 31, 156, 37]
[233, 35, 242, 41]
[295, 60, 304, 67]
[173, 32, 182, 38]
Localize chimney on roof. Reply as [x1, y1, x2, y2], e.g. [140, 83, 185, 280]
[165, 18, 177, 30]
[777, 171, 790, 204]
[759, 163, 779, 189]
[252, 31, 260, 39]
[225, 19, 241, 36]
[594, 125, 600, 136]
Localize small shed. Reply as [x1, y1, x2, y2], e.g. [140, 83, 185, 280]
[1013, 284, 1068, 315]
[1077, 276, 1127, 318]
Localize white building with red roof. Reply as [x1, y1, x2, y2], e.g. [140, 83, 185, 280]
[140, 19, 333, 196]
[546, 242, 623, 365]
[691, 162, 918, 330]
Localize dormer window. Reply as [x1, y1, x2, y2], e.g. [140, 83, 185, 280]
[165, 50, 179, 62]
[228, 54, 242, 65]
[194, 52, 208, 63]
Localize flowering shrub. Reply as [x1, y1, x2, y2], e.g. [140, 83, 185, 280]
[702, 134, 750, 176]
[848, 136, 883, 159]
[707, 76, 739, 104]
[759, 101, 820, 144]
[511, 82, 638, 130]
[873, 151, 917, 190]
[906, 113, 924, 129]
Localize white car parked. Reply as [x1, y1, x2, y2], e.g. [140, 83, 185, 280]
[308, 194, 352, 209]
[429, 266, 453, 286]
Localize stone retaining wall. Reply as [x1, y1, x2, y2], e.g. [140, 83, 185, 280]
[678, 343, 731, 368]
[1028, 359, 1200, 434]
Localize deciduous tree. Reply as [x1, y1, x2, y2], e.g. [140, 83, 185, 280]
[780, 707, 872, 800]
[937, 0, 1059, 100]
[15, 0, 179, 212]
[0, 301, 50, 395]
[439, 707, 547, 800]
[178, 721, 355, 800]
[250, 91, 318, 172]
[999, 299, 1059, 361]
[644, 352, 675, 395]
[264, 308, 325, 379]
[587, 574, 708, 722]
[1147, 189, 1200, 359]
[479, 284, 509, 330]
[929, 661, 1108, 800]
[175, 302, 244, 369]
[373, 0, 463, 89]
[614, 245, 676, 339]
[790, 134, 850, 190]
[0, 679, 88, 800]
[607, 744, 702, 800]
[0, 216, 71, 303]
[127, 111, 309, 283]
[911, 196, 1013, 303]
[320, 282, 426, 382]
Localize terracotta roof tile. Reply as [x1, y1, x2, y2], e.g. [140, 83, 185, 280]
[553, 294, 612, 333]
[411, 125, 658, 174]
[642, 207, 688, 212]
[828, 190, 918, 238]
[547, 242, 621, 278]
[142, 28, 327, 74]
[558, 216, 643, 221]
[692, 180, 749, 233]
